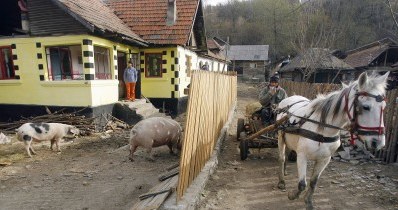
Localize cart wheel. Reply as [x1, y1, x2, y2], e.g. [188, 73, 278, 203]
[240, 139, 249, 160]
[237, 118, 245, 141]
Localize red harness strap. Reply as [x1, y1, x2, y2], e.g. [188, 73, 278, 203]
[344, 89, 385, 146]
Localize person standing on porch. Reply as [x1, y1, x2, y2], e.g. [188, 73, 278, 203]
[123, 61, 138, 101]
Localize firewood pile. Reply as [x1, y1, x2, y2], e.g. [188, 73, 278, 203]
[102, 114, 129, 131]
[0, 107, 95, 135]
[0, 106, 132, 140]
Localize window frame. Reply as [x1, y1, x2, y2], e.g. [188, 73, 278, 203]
[46, 46, 82, 81]
[249, 62, 257, 69]
[145, 53, 163, 78]
[93, 45, 112, 80]
[0, 46, 15, 80]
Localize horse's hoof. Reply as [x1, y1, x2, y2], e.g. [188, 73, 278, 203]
[129, 157, 134, 162]
[284, 172, 288, 176]
[288, 191, 298, 200]
[305, 198, 313, 210]
[277, 181, 286, 190]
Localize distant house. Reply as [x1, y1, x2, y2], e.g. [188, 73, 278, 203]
[344, 38, 398, 89]
[227, 45, 269, 81]
[279, 48, 353, 83]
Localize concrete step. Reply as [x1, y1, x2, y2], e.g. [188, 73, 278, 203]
[124, 99, 147, 109]
[135, 103, 159, 119]
[113, 100, 159, 125]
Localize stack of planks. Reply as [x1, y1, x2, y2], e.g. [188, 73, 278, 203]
[131, 164, 179, 210]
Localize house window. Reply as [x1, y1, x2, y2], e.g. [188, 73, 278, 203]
[249, 63, 257, 68]
[46, 45, 83, 80]
[94, 46, 111, 80]
[186, 55, 192, 76]
[145, 53, 162, 77]
[0, 46, 15, 80]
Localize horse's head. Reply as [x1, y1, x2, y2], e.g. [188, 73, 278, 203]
[349, 72, 389, 151]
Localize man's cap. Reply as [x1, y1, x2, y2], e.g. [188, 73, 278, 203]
[270, 76, 279, 83]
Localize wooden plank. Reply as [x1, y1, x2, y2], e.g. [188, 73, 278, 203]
[139, 189, 173, 200]
[382, 90, 396, 161]
[158, 167, 179, 181]
[132, 175, 178, 210]
[178, 71, 199, 199]
[176, 71, 238, 200]
[386, 96, 398, 163]
[166, 163, 179, 171]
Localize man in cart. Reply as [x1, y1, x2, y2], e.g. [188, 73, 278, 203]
[258, 75, 287, 125]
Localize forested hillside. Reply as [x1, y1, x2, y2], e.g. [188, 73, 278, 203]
[204, 0, 398, 61]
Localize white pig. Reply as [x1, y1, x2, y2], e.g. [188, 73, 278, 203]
[129, 117, 182, 161]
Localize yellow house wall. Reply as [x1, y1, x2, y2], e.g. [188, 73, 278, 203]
[139, 47, 184, 98]
[0, 35, 138, 107]
[139, 46, 229, 99]
[140, 46, 210, 99]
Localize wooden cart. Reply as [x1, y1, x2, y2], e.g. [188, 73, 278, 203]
[237, 106, 292, 160]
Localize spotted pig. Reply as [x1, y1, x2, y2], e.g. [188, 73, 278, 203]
[16, 123, 79, 157]
[129, 117, 182, 161]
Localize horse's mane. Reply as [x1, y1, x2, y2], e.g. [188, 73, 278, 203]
[309, 73, 387, 128]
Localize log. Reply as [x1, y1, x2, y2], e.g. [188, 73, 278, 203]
[244, 115, 289, 141]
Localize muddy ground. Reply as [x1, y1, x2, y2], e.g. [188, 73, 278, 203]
[198, 82, 398, 210]
[0, 124, 181, 210]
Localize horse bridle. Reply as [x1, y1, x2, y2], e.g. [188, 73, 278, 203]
[344, 87, 385, 145]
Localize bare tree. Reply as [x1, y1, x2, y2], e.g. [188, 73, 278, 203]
[385, 0, 398, 30]
[291, 3, 340, 81]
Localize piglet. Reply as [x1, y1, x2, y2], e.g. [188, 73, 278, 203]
[129, 117, 182, 161]
[16, 123, 79, 157]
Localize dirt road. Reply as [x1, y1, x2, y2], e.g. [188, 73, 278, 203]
[198, 82, 398, 210]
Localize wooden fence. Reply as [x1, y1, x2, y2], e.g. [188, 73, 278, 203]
[280, 80, 398, 163]
[177, 71, 237, 200]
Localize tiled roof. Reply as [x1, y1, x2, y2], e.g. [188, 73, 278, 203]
[55, 0, 145, 44]
[107, 0, 199, 45]
[227, 45, 269, 61]
[280, 48, 353, 72]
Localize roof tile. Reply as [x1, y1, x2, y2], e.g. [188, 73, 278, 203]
[108, 0, 199, 45]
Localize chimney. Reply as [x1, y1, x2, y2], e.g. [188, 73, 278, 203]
[166, 0, 177, 26]
[18, 0, 29, 32]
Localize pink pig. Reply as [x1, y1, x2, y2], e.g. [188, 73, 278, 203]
[129, 117, 182, 161]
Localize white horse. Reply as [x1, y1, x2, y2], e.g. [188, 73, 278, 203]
[276, 72, 389, 210]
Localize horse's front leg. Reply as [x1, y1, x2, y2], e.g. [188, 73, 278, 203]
[288, 152, 307, 200]
[304, 157, 331, 210]
[277, 131, 286, 189]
